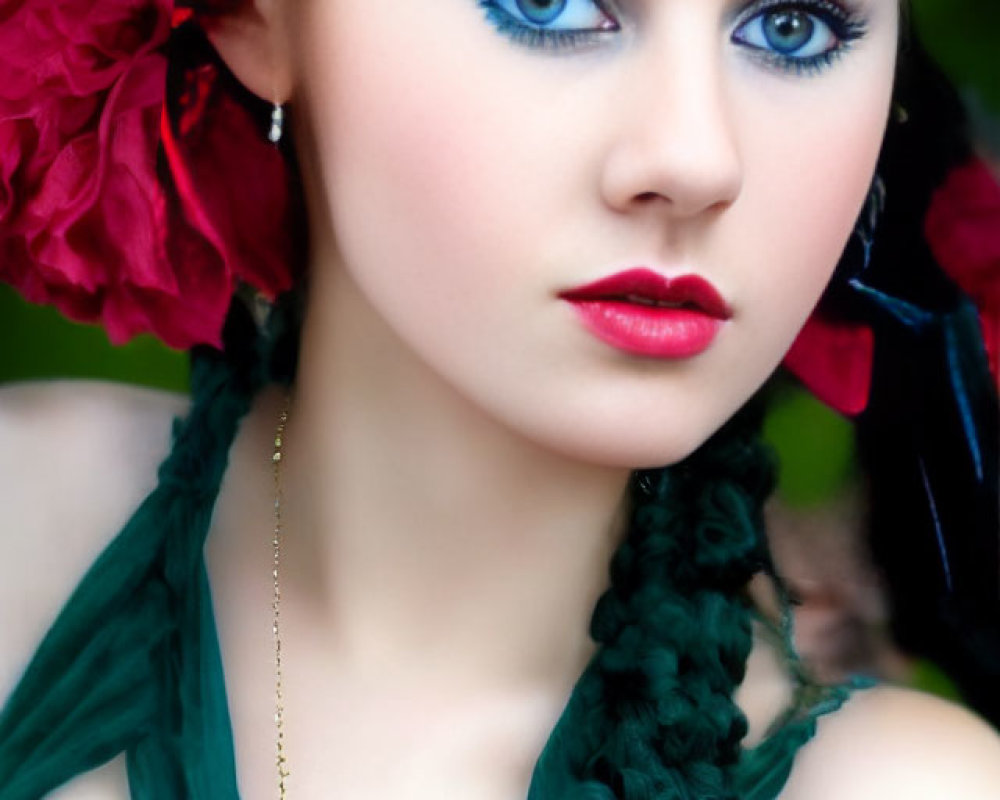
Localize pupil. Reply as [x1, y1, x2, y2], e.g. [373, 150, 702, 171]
[763, 11, 814, 54]
[516, 0, 568, 25]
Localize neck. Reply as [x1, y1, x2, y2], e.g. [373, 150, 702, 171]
[277, 262, 631, 699]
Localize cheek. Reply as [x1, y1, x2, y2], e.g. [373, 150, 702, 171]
[736, 80, 892, 348]
[297, 4, 543, 322]
[287, 0, 898, 468]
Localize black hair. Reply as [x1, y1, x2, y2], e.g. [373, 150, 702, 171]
[869, 48, 1000, 726]
[822, 32, 1000, 726]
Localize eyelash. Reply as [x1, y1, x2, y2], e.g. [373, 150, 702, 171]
[477, 0, 869, 75]
[734, 0, 869, 76]
[476, 0, 617, 50]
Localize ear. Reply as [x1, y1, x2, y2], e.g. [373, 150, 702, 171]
[199, 0, 293, 103]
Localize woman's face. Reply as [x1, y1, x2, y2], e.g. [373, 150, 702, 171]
[281, 0, 899, 467]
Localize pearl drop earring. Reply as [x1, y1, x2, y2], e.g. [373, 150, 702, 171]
[268, 103, 285, 144]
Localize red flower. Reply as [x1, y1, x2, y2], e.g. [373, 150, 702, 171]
[0, 0, 294, 349]
[925, 158, 1000, 387]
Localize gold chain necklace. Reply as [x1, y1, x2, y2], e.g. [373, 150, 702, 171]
[271, 400, 290, 799]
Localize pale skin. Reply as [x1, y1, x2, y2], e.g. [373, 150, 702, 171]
[3, 0, 1000, 797]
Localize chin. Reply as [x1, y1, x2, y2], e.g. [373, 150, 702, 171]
[522, 411, 733, 471]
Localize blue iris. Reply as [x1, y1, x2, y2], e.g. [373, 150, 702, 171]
[477, 0, 866, 68]
[762, 11, 814, 55]
[515, 0, 567, 25]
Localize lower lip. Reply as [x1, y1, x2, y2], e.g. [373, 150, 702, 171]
[564, 300, 724, 358]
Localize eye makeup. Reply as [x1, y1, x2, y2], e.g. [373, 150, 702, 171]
[476, 0, 871, 78]
[731, 0, 870, 76]
[476, 0, 618, 52]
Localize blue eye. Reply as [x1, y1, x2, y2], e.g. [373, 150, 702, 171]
[478, 0, 618, 50]
[511, 0, 566, 25]
[732, 1, 867, 74]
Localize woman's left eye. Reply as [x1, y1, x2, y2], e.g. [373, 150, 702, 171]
[732, 2, 867, 72]
[478, 0, 618, 50]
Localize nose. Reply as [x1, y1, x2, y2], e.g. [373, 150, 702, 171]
[599, 35, 744, 219]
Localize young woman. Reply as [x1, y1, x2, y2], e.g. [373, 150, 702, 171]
[1, 0, 999, 797]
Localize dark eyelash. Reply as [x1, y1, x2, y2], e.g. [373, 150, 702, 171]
[740, 0, 862, 30]
[734, 0, 869, 76]
[751, 43, 854, 77]
[478, 0, 869, 69]
[476, 1, 613, 52]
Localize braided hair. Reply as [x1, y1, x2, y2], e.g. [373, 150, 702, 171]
[164, 12, 789, 794]
[190, 283, 778, 800]
[166, 4, 1000, 791]
[530, 407, 775, 799]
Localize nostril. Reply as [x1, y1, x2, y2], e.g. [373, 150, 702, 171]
[631, 189, 733, 216]
[635, 192, 670, 205]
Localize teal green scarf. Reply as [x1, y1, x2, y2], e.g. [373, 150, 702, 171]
[0, 320, 865, 799]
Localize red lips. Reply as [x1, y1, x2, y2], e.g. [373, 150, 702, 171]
[559, 268, 731, 358]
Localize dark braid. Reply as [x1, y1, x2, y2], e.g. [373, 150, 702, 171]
[0, 284, 786, 798]
[196, 288, 778, 800]
[166, 11, 784, 797]
[531, 402, 776, 799]
[202, 286, 780, 800]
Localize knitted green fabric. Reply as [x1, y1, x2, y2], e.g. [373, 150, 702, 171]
[0, 302, 862, 799]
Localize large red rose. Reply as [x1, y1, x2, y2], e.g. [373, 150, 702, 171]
[0, 0, 293, 349]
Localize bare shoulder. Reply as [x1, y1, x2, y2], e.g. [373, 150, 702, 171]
[0, 380, 188, 697]
[0, 380, 188, 797]
[781, 684, 1000, 799]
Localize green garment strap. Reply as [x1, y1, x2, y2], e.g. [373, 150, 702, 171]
[734, 674, 876, 799]
[526, 650, 872, 800]
[0, 345, 868, 798]
[729, 596, 878, 799]
[0, 352, 252, 799]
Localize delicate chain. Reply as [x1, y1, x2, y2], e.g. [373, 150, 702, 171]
[272, 400, 290, 798]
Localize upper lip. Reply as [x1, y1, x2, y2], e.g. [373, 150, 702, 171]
[559, 268, 732, 319]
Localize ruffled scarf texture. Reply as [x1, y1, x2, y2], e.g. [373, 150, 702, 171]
[0, 350, 248, 798]
[0, 335, 860, 798]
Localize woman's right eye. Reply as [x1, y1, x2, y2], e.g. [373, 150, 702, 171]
[477, 0, 619, 51]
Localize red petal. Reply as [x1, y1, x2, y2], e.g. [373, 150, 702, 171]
[783, 315, 874, 417]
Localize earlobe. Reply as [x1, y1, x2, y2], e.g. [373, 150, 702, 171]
[199, 0, 293, 103]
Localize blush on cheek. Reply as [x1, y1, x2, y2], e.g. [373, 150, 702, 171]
[316, 51, 521, 306]
[756, 98, 888, 301]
